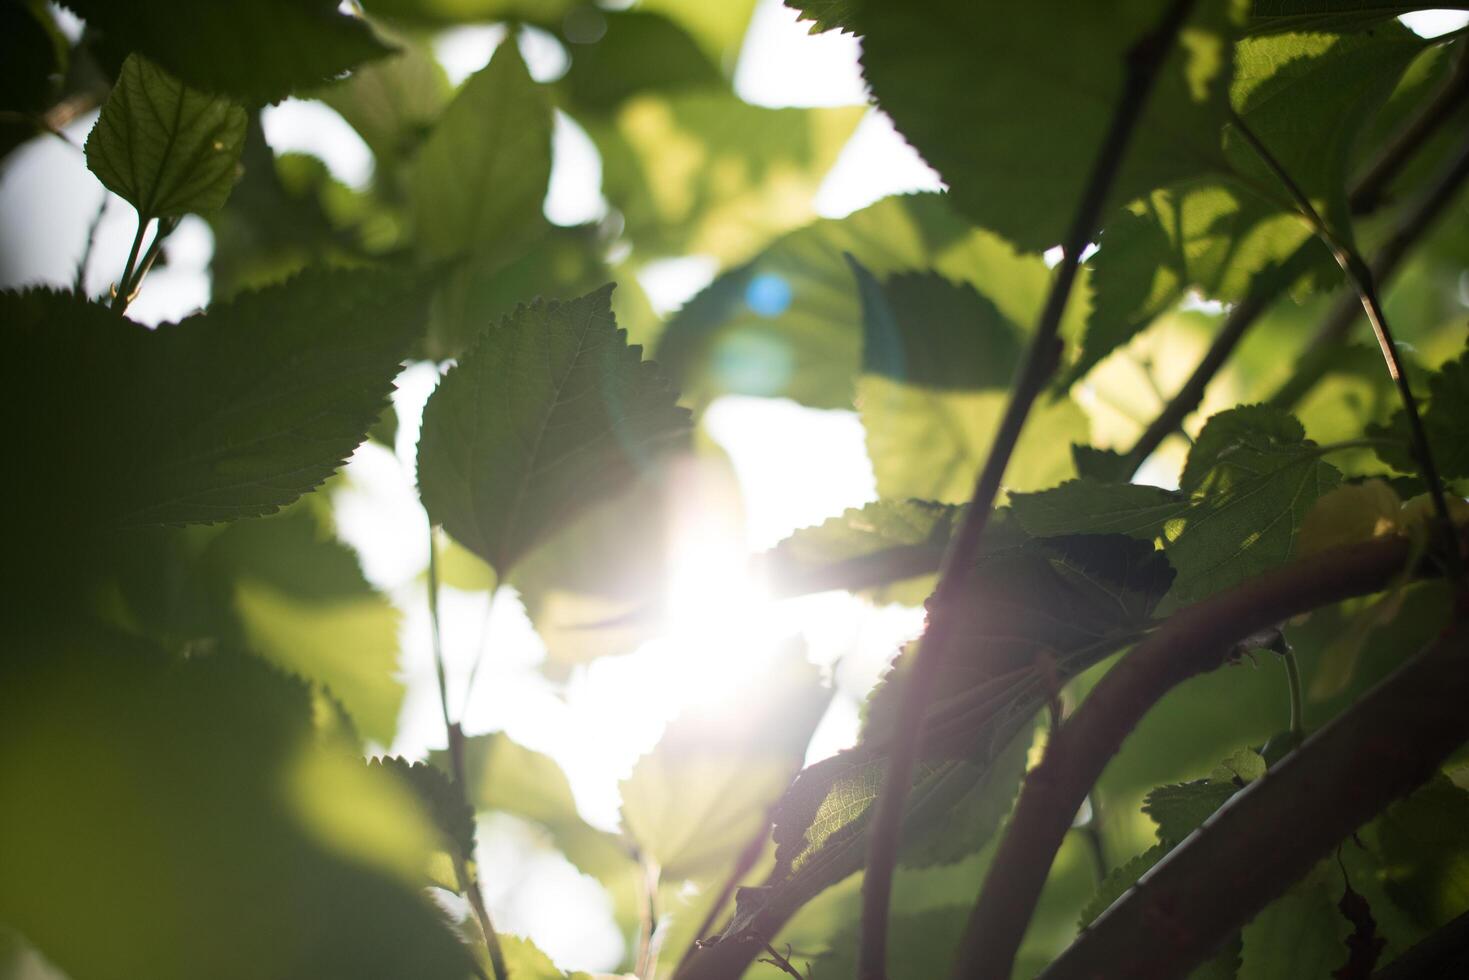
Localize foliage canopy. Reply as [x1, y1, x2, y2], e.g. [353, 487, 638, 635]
[3, 1, 1469, 979]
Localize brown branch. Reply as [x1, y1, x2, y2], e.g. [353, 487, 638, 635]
[1036, 619, 1469, 980]
[1371, 910, 1469, 980]
[856, 4, 1200, 977]
[674, 815, 773, 975]
[1121, 47, 1469, 475]
[948, 528, 1463, 980]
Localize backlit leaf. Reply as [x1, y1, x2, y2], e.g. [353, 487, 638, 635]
[622, 647, 829, 880]
[856, 0, 1239, 251]
[417, 285, 691, 577]
[409, 39, 552, 260]
[85, 54, 247, 218]
[1240, 885, 1351, 980]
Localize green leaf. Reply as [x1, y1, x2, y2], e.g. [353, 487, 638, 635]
[1226, 26, 1424, 244]
[1168, 407, 1343, 601]
[0, 642, 470, 980]
[499, 934, 582, 980]
[1240, 885, 1351, 980]
[60, 0, 392, 104]
[5, 272, 425, 532]
[360, 0, 579, 26]
[852, 260, 1024, 390]
[892, 534, 1176, 738]
[1371, 343, 1469, 479]
[371, 756, 476, 863]
[1013, 407, 1342, 603]
[424, 223, 655, 362]
[1368, 776, 1469, 928]
[756, 534, 1171, 928]
[203, 508, 407, 745]
[785, 0, 857, 36]
[809, 905, 968, 980]
[1012, 480, 1189, 539]
[455, 733, 630, 882]
[1079, 844, 1168, 926]
[856, 0, 1238, 252]
[622, 646, 829, 880]
[657, 192, 1085, 410]
[1248, 1, 1469, 33]
[315, 34, 451, 176]
[1144, 778, 1240, 843]
[860, 373, 1091, 503]
[561, 10, 723, 115]
[760, 498, 960, 605]
[84, 54, 246, 218]
[1061, 191, 1321, 390]
[417, 285, 690, 578]
[409, 40, 552, 260]
[589, 89, 862, 262]
[1062, 25, 1423, 388]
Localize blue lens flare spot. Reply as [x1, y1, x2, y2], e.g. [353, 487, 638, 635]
[744, 272, 793, 318]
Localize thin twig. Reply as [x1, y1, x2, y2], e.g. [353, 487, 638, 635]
[1122, 50, 1469, 474]
[111, 213, 151, 313]
[427, 524, 508, 980]
[124, 216, 179, 307]
[759, 944, 808, 979]
[1351, 41, 1469, 215]
[74, 197, 107, 296]
[1037, 617, 1469, 980]
[856, 4, 1201, 978]
[675, 815, 773, 975]
[1227, 109, 1463, 583]
[634, 856, 663, 979]
[1281, 647, 1304, 741]
[949, 527, 1464, 980]
[1269, 130, 1469, 411]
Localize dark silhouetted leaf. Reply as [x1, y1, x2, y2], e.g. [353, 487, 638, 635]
[0, 642, 470, 980]
[60, 0, 392, 104]
[5, 271, 425, 532]
[852, 260, 1024, 391]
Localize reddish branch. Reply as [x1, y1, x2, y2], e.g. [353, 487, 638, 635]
[1036, 620, 1469, 979]
[948, 529, 1465, 980]
[855, 3, 1200, 977]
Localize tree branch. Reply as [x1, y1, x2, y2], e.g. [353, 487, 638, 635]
[1269, 129, 1469, 411]
[1036, 618, 1469, 980]
[856, 4, 1199, 976]
[1227, 111, 1463, 581]
[949, 527, 1464, 980]
[426, 525, 508, 980]
[1121, 47, 1469, 475]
